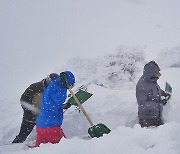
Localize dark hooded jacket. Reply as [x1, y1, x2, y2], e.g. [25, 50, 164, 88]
[136, 61, 167, 120]
[20, 79, 47, 115]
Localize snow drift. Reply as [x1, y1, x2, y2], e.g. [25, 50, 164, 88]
[1, 48, 180, 154]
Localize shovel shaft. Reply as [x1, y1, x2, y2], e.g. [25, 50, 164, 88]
[68, 89, 94, 126]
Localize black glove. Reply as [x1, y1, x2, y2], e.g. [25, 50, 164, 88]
[161, 99, 168, 105]
[68, 94, 72, 97]
[164, 93, 171, 101]
[63, 103, 71, 110]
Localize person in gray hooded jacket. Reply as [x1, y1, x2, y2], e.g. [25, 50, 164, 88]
[136, 61, 171, 127]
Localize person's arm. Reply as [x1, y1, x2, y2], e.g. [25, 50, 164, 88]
[63, 102, 71, 109]
[160, 89, 171, 105]
[161, 89, 171, 99]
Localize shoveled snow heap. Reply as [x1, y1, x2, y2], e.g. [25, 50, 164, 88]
[1, 48, 180, 154]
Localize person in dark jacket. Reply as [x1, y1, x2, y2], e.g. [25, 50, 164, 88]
[136, 61, 171, 127]
[12, 73, 71, 143]
[35, 71, 75, 147]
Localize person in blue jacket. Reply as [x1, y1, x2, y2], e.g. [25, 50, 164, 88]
[35, 71, 75, 147]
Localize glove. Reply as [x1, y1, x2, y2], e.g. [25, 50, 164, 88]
[63, 102, 71, 110]
[68, 94, 72, 97]
[164, 93, 171, 101]
[161, 99, 168, 105]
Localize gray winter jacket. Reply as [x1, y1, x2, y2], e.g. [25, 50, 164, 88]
[136, 61, 166, 120]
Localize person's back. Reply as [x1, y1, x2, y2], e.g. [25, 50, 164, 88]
[136, 75, 163, 120]
[12, 73, 60, 143]
[21, 81, 44, 104]
[37, 79, 67, 128]
[20, 81, 45, 116]
[136, 61, 170, 127]
[35, 71, 75, 147]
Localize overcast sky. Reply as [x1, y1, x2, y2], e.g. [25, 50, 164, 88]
[0, 0, 180, 99]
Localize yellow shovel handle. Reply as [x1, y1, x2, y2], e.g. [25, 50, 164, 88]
[68, 89, 94, 126]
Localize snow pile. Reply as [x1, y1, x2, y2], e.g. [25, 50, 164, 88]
[1, 48, 180, 153]
[63, 45, 146, 90]
[156, 44, 180, 69]
[96, 45, 145, 89]
[62, 84, 138, 138]
[2, 123, 180, 154]
[63, 57, 98, 84]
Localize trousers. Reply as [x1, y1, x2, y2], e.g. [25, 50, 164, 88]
[139, 118, 164, 128]
[12, 107, 36, 143]
[36, 126, 65, 147]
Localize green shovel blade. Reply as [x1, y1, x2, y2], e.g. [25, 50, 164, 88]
[67, 89, 93, 106]
[88, 123, 111, 138]
[165, 82, 172, 93]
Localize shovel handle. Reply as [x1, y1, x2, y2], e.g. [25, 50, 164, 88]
[68, 89, 94, 126]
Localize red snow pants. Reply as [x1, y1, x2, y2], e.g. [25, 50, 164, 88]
[36, 126, 65, 147]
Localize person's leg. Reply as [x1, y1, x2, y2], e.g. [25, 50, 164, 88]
[47, 127, 65, 144]
[36, 126, 65, 146]
[153, 118, 164, 126]
[139, 119, 150, 127]
[139, 118, 164, 128]
[12, 108, 36, 143]
[35, 126, 45, 147]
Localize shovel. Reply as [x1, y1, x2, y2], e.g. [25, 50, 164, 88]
[165, 82, 172, 94]
[68, 88, 111, 138]
[165, 82, 172, 103]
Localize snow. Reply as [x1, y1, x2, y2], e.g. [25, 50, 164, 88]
[3, 123, 180, 154]
[1, 0, 180, 153]
[1, 56, 180, 154]
[1, 0, 180, 99]
[156, 45, 180, 69]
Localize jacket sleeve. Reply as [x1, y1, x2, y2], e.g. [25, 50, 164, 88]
[160, 89, 171, 105]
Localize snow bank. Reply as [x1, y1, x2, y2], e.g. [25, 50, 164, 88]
[156, 44, 180, 69]
[1, 123, 180, 154]
[62, 45, 146, 90]
[1, 48, 180, 154]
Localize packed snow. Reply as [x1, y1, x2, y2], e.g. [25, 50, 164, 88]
[0, 48, 180, 154]
[1, 0, 180, 153]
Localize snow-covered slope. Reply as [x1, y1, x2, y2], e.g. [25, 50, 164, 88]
[0, 66, 180, 154]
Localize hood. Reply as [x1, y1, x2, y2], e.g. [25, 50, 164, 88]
[143, 61, 160, 79]
[64, 71, 75, 86]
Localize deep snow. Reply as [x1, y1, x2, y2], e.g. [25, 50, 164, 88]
[1, 0, 180, 153]
[0, 66, 180, 154]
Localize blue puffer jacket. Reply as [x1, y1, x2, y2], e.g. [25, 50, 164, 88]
[37, 71, 75, 128]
